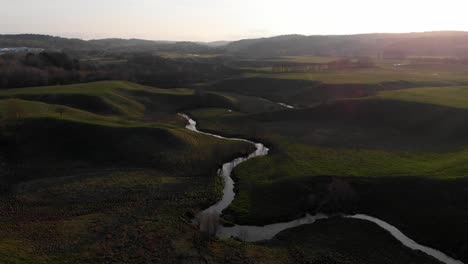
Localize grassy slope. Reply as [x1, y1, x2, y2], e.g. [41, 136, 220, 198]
[0, 81, 152, 117]
[0, 99, 136, 127]
[0, 81, 281, 262]
[0, 81, 238, 119]
[190, 98, 468, 262]
[0, 81, 256, 184]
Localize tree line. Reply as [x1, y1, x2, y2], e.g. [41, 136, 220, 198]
[272, 58, 375, 73]
[0, 51, 239, 89]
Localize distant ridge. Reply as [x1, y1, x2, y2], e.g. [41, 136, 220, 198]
[0, 34, 217, 53]
[1, 31, 468, 57]
[224, 31, 468, 57]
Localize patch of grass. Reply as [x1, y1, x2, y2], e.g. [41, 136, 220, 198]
[377, 86, 468, 109]
[0, 99, 139, 127]
[236, 143, 468, 181]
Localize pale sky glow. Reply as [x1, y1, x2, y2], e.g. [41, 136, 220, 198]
[1, 0, 468, 41]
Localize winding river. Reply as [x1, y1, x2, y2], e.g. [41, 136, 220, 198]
[179, 114, 463, 264]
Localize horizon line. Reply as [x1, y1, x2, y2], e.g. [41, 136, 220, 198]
[1, 30, 467, 43]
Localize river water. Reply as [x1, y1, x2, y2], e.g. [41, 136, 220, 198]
[179, 114, 463, 264]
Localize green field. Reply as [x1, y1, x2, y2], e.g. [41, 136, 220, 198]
[241, 60, 468, 84]
[377, 85, 468, 109]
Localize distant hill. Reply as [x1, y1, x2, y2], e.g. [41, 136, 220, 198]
[0, 34, 90, 51]
[3, 31, 468, 57]
[0, 34, 218, 53]
[224, 31, 468, 57]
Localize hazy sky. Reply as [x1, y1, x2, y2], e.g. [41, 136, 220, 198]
[1, 0, 467, 41]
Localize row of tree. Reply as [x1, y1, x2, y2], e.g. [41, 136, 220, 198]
[271, 58, 375, 73]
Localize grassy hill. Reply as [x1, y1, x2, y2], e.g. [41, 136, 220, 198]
[0, 81, 285, 263]
[0, 81, 237, 118]
[0, 34, 217, 54]
[0, 81, 253, 185]
[225, 31, 468, 57]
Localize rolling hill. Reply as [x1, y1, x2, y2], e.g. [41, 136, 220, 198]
[0, 34, 218, 54]
[225, 31, 468, 57]
[0, 81, 252, 184]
